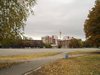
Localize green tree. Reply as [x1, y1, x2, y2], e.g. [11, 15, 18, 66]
[84, 0, 100, 47]
[0, 0, 36, 47]
[69, 38, 82, 48]
[44, 43, 52, 48]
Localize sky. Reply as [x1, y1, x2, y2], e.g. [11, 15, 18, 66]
[25, 0, 95, 40]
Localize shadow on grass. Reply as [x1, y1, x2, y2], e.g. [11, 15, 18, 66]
[89, 51, 100, 54]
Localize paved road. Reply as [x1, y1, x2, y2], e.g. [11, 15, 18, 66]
[0, 48, 99, 75]
[0, 48, 99, 56]
[0, 48, 67, 56]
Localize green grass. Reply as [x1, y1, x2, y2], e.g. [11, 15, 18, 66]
[30, 51, 100, 75]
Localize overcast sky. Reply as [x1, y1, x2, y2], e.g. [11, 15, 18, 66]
[25, 0, 95, 40]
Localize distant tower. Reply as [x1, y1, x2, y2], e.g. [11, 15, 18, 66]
[59, 31, 62, 40]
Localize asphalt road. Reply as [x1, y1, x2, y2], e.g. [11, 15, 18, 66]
[0, 48, 99, 75]
[0, 48, 99, 56]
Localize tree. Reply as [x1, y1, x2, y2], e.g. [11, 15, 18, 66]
[44, 44, 52, 48]
[0, 0, 36, 47]
[84, 0, 100, 47]
[69, 38, 82, 48]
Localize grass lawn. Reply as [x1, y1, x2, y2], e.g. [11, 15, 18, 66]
[0, 52, 60, 70]
[0, 52, 60, 61]
[67, 50, 100, 55]
[30, 51, 100, 75]
[0, 62, 20, 70]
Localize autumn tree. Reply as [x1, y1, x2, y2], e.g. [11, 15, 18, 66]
[0, 0, 36, 47]
[69, 38, 82, 48]
[84, 0, 100, 47]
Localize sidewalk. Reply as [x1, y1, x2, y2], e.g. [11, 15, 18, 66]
[0, 53, 64, 75]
